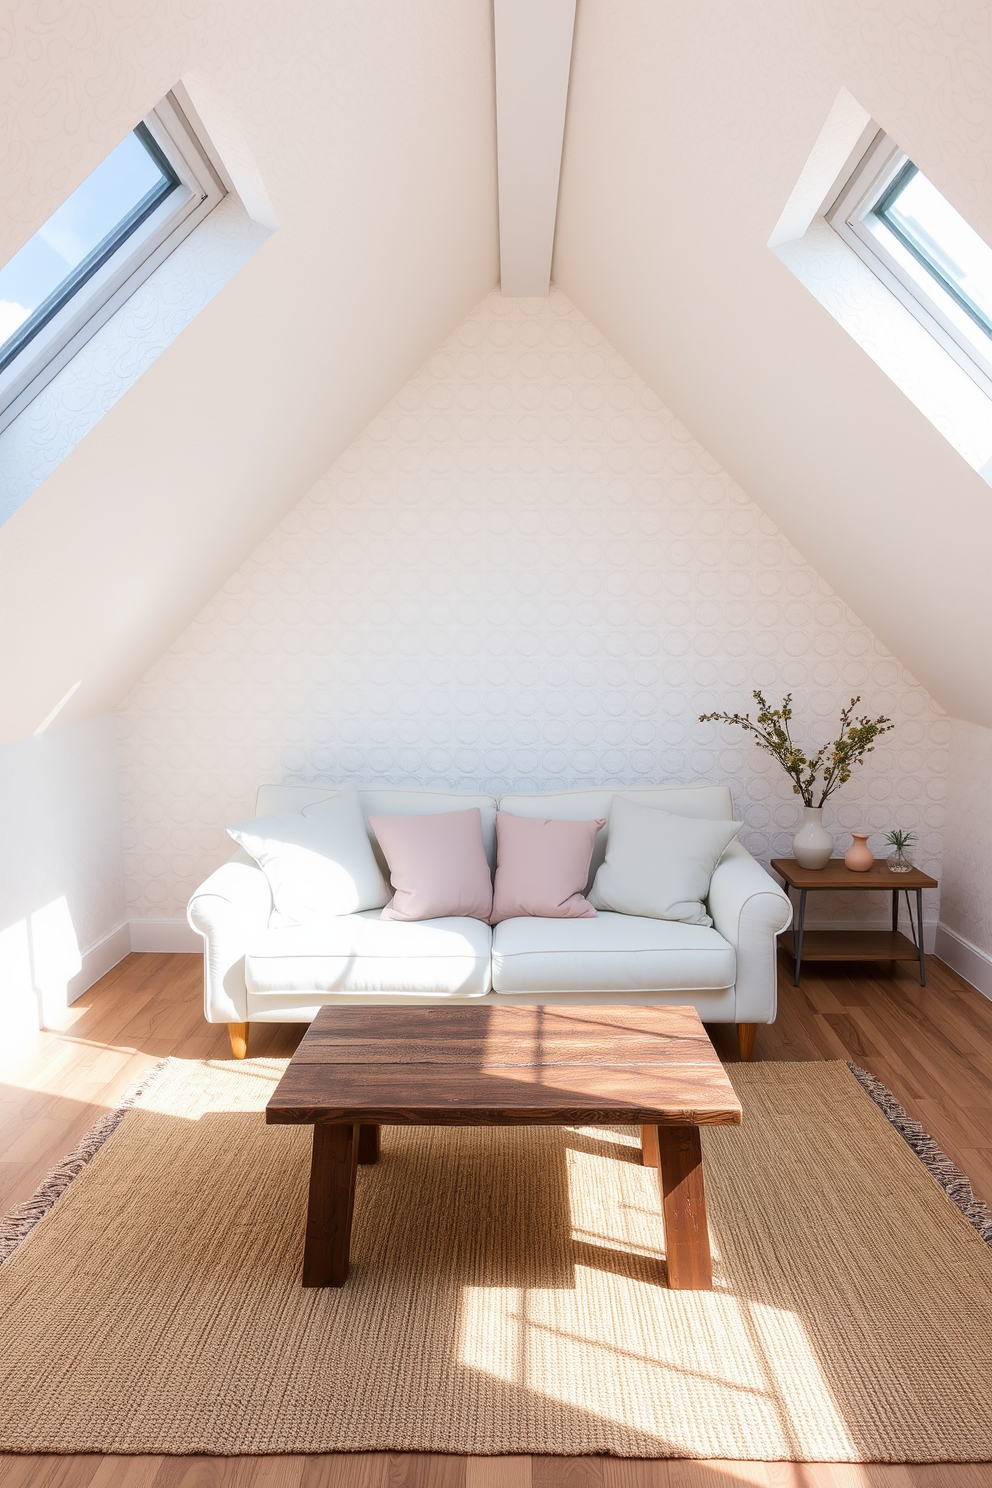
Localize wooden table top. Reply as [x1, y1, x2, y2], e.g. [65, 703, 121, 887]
[265, 1004, 743, 1128]
[770, 857, 938, 891]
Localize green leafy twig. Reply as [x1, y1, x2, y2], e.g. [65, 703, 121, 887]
[699, 691, 894, 807]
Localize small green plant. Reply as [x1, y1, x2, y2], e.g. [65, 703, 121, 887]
[884, 829, 917, 852]
[698, 691, 894, 808]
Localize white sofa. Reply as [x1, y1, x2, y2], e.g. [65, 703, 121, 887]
[187, 783, 792, 1060]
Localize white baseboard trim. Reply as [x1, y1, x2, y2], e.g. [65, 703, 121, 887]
[66, 922, 132, 1006]
[129, 918, 203, 953]
[934, 923, 992, 1001]
[800, 917, 937, 953]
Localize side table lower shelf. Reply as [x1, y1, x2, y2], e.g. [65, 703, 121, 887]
[771, 858, 937, 990]
[785, 930, 923, 965]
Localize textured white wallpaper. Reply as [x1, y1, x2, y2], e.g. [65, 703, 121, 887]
[118, 290, 947, 921]
[942, 719, 992, 959]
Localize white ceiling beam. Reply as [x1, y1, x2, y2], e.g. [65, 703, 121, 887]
[494, 0, 576, 297]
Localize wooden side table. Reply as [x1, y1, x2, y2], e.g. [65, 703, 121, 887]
[770, 858, 938, 987]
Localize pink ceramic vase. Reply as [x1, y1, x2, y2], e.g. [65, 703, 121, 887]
[844, 833, 874, 872]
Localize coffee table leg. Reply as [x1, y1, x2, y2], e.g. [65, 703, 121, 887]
[358, 1123, 381, 1164]
[640, 1123, 660, 1167]
[656, 1124, 712, 1290]
[302, 1122, 359, 1287]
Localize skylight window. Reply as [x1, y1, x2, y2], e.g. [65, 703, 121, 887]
[0, 94, 225, 432]
[828, 132, 992, 396]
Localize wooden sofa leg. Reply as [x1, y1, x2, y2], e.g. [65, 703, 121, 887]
[737, 1023, 757, 1061]
[229, 1022, 249, 1059]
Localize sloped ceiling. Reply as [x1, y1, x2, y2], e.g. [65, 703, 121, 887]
[553, 0, 992, 725]
[3, 0, 992, 741]
[0, 0, 498, 743]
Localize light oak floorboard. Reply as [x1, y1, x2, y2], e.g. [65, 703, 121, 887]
[465, 1458, 532, 1488]
[89, 1461, 169, 1488]
[1, 950, 990, 1485]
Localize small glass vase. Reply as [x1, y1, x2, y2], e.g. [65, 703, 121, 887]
[888, 849, 915, 873]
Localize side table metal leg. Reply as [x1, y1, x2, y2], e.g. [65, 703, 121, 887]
[903, 888, 927, 987]
[892, 889, 898, 933]
[793, 888, 807, 987]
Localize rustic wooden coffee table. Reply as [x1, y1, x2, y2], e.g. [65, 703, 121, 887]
[265, 1004, 742, 1291]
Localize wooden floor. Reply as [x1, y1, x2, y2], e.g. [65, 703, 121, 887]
[1, 948, 991, 1487]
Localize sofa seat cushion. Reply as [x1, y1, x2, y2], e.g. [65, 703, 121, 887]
[491, 912, 735, 994]
[245, 911, 492, 997]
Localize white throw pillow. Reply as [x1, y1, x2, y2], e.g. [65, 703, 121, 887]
[227, 788, 389, 926]
[588, 794, 742, 926]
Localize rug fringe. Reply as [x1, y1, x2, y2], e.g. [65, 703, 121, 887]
[848, 1062, 992, 1247]
[0, 1060, 169, 1266]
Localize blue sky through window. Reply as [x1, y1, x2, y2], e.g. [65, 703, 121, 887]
[0, 129, 176, 361]
[876, 166, 992, 338]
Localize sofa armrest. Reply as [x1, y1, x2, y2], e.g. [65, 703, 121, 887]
[187, 852, 272, 1024]
[707, 842, 793, 1025]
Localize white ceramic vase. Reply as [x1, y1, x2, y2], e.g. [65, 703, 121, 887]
[793, 806, 833, 870]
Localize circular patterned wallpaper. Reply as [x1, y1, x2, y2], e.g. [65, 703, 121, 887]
[118, 289, 947, 919]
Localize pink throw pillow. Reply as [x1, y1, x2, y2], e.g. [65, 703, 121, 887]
[369, 809, 494, 922]
[490, 813, 605, 925]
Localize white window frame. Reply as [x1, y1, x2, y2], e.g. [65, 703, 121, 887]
[0, 92, 226, 434]
[827, 130, 992, 400]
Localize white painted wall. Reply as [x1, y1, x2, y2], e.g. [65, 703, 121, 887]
[0, 0, 498, 745]
[5, 0, 990, 763]
[0, 715, 126, 1031]
[554, 0, 992, 725]
[0, 194, 271, 527]
[119, 291, 947, 934]
[937, 719, 992, 998]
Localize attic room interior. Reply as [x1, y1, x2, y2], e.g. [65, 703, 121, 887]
[3, 0, 992, 1482]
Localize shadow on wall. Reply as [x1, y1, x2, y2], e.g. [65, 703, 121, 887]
[0, 896, 82, 1034]
[0, 714, 127, 1031]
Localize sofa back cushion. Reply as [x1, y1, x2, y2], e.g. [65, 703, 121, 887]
[254, 785, 499, 873]
[490, 813, 604, 924]
[497, 785, 736, 890]
[588, 795, 742, 927]
[228, 790, 389, 926]
[370, 809, 494, 922]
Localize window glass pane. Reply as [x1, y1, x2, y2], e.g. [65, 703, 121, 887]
[0, 129, 177, 360]
[878, 167, 992, 335]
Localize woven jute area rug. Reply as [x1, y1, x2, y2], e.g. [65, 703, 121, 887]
[1, 1057, 992, 1461]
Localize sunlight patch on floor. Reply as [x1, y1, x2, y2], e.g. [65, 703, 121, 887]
[136, 1056, 288, 1117]
[457, 1133, 858, 1456]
